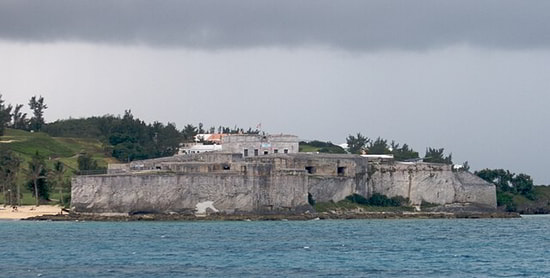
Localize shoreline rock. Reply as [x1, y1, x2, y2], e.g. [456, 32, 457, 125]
[22, 211, 521, 222]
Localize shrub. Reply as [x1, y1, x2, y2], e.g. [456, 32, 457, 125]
[345, 193, 407, 207]
[345, 194, 369, 205]
[497, 191, 516, 212]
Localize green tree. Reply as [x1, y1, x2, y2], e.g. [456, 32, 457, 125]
[512, 173, 536, 200]
[0, 148, 21, 206]
[475, 169, 537, 211]
[367, 137, 392, 154]
[181, 124, 198, 142]
[50, 161, 67, 206]
[11, 104, 29, 130]
[26, 151, 49, 206]
[346, 133, 369, 154]
[198, 122, 205, 134]
[475, 169, 514, 193]
[0, 94, 13, 136]
[148, 122, 182, 157]
[390, 141, 420, 161]
[28, 95, 48, 131]
[423, 147, 453, 164]
[77, 153, 99, 172]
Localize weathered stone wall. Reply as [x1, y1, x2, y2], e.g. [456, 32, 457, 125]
[307, 175, 368, 203]
[76, 153, 497, 215]
[247, 153, 367, 177]
[72, 165, 309, 214]
[247, 153, 369, 203]
[368, 163, 496, 208]
[113, 152, 241, 174]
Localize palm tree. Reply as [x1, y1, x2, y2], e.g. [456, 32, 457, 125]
[27, 151, 47, 207]
[50, 161, 66, 206]
[0, 149, 21, 206]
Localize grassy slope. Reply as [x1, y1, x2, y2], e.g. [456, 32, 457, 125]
[1, 128, 117, 205]
[299, 142, 346, 153]
[299, 144, 319, 152]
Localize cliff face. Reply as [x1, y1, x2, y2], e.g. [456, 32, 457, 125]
[72, 169, 309, 214]
[368, 163, 496, 208]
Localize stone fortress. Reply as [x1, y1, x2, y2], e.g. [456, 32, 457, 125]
[71, 134, 496, 215]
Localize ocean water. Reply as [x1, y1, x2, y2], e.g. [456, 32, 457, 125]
[0, 216, 549, 277]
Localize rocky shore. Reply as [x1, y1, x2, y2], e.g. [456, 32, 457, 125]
[23, 210, 520, 221]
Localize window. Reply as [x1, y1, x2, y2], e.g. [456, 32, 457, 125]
[264, 150, 269, 155]
[244, 149, 249, 157]
[284, 149, 289, 154]
[305, 166, 316, 174]
[223, 164, 231, 170]
[337, 167, 346, 176]
[254, 149, 259, 156]
[274, 149, 278, 154]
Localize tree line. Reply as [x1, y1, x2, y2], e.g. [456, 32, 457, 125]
[0, 148, 66, 207]
[344, 132, 540, 212]
[2, 94, 263, 163]
[0, 146, 111, 207]
[345, 133, 453, 164]
[475, 168, 536, 212]
[45, 111, 262, 162]
[0, 94, 48, 135]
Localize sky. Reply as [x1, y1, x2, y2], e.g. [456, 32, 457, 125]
[2, 1, 550, 183]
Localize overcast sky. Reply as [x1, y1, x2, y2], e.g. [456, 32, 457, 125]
[2, 1, 550, 183]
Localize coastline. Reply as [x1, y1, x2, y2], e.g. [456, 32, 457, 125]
[22, 210, 521, 221]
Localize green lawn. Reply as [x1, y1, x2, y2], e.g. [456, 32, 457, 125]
[0, 191, 67, 206]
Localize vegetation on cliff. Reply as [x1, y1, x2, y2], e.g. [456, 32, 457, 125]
[314, 193, 414, 213]
[475, 169, 550, 213]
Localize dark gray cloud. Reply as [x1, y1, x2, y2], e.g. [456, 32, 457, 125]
[1, 0, 550, 50]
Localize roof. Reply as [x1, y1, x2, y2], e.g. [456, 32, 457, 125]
[207, 133, 224, 142]
[195, 133, 225, 142]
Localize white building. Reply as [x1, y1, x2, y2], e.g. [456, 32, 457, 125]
[179, 143, 222, 155]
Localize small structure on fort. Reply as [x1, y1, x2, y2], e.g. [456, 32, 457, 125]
[178, 133, 299, 157]
[221, 134, 299, 156]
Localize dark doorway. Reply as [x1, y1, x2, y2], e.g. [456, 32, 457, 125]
[337, 167, 346, 176]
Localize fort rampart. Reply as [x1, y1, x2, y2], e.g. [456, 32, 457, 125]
[73, 153, 496, 215]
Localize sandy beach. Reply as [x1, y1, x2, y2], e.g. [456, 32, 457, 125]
[0, 205, 63, 220]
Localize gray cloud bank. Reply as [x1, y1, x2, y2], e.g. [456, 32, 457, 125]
[1, 0, 550, 51]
